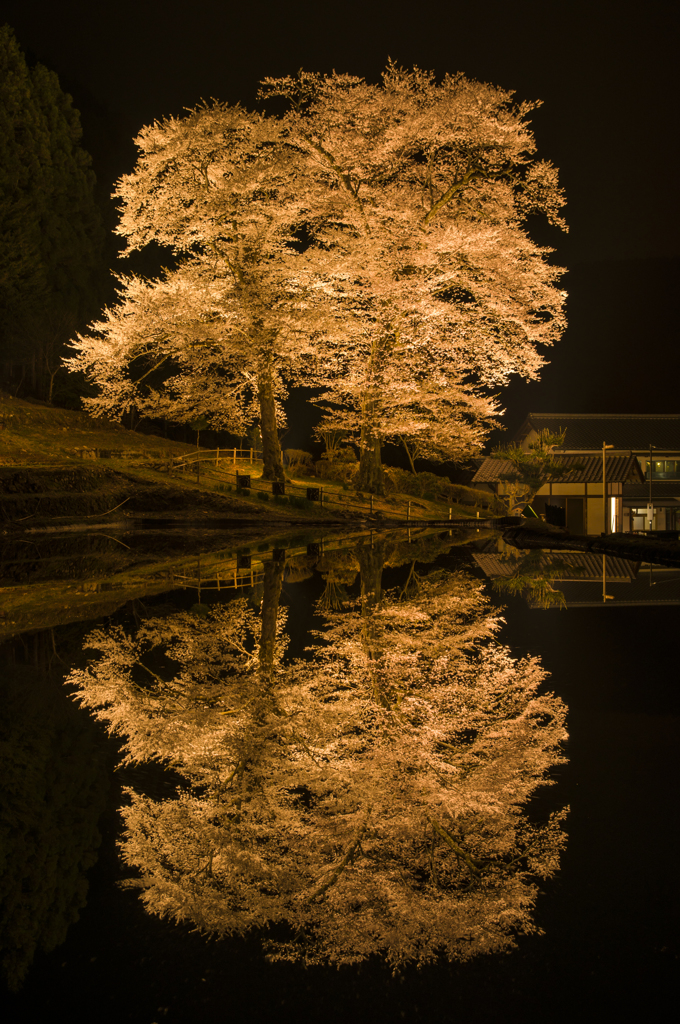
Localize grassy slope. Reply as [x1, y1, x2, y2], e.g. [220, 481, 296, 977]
[0, 394, 492, 524]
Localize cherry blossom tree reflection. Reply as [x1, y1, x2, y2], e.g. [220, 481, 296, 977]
[69, 538, 567, 968]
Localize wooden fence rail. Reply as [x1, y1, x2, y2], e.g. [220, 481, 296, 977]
[157, 448, 491, 523]
[172, 448, 262, 466]
[173, 568, 265, 591]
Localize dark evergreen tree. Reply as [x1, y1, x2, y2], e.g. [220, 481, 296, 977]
[0, 25, 107, 403]
[0, 26, 46, 349]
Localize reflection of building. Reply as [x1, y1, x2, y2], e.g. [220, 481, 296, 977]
[473, 414, 680, 534]
[473, 542, 680, 607]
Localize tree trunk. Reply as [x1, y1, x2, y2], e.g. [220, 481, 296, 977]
[47, 363, 58, 405]
[257, 366, 285, 483]
[356, 399, 384, 495]
[401, 437, 417, 475]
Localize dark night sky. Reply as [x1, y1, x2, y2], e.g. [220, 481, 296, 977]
[4, 0, 679, 436]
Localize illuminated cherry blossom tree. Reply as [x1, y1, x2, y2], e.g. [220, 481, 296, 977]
[67, 105, 332, 480]
[68, 65, 566, 488]
[260, 65, 568, 491]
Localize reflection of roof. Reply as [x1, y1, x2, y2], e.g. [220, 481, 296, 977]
[472, 551, 638, 581]
[546, 575, 680, 607]
[515, 414, 680, 451]
[472, 453, 644, 485]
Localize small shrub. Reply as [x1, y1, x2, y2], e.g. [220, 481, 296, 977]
[315, 447, 357, 483]
[284, 449, 315, 474]
[257, 491, 269, 502]
[190, 603, 211, 618]
[384, 467, 495, 509]
[240, 488, 250, 496]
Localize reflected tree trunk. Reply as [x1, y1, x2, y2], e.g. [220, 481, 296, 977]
[258, 557, 284, 682]
[357, 538, 390, 706]
[357, 538, 384, 613]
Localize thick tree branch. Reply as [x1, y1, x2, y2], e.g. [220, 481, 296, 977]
[133, 354, 171, 385]
[307, 812, 370, 901]
[428, 816, 485, 877]
[421, 168, 481, 226]
[303, 135, 372, 235]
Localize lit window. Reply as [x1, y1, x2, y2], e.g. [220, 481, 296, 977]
[646, 460, 680, 479]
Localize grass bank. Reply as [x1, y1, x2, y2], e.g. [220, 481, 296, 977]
[0, 394, 494, 527]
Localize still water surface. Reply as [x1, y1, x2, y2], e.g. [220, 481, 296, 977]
[1, 525, 677, 1023]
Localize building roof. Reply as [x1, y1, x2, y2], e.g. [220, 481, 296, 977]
[471, 458, 519, 483]
[472, 453, 645, 485]
[514, 414, 680, 452]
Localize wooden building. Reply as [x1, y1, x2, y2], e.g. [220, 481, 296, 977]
[473, 414, 680, 534]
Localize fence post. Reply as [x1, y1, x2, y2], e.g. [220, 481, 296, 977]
[370, 494, 374, 514]
[448, 507, 452, 520]
[216, 448, 219, 467]
[250, 448, 253, 463]
[407, 500, 411, 521]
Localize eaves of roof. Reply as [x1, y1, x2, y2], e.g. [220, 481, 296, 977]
[472, 453, 645, 485]
[623, 482, 680, 500]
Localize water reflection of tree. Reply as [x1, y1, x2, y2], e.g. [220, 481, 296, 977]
[486, 548, 586, 609]
[69, 537, 568, 969]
